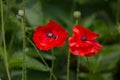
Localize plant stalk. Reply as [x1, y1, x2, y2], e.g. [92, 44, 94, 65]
[50, 49, 55, 80]
[21, 18, 26, 80]
[22, 0, 26, 79]
[76, 57, 80, 80]
[1, 0, 11, 80]
[26, 37, 57, 80]
[66, 50, 70, 80]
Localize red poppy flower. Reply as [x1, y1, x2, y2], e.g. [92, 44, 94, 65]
[33, 20, 68, 50]
[68, 25, 102, 57]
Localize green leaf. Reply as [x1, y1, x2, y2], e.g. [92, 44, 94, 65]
[11, 70, 22, 77]
[43, 5, 73, 32]
[9, 52, 49, 71]
[26, 0, 43, 27]
[80, 14, 96, 28]
[99, 52, 120, 65]
[77, 0, 97, 4]
[0, 46, 4, 59]
[79, 72, 104, 80]
[26, 48, 55, 60]
[94, 44, 120, 72]
[5, 14, 21, 31]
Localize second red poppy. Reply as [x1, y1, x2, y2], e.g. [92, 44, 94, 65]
[68, 25, 102, 57]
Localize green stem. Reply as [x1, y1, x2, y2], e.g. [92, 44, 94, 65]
[22, 0, 26, 80]
[86, 57, 90, 71]
[86, 57, 92, 80]
[50, 49, 55, 80]
[8, 33, 14, 52]
[26, 37, 57, 80]
[116, 0, 120, 25]
[76, 57, 80, 80]
[75, 19, 79, 80]
[66, 50, 70, 80]
[70, 0, 77, 19]
[0, 0, 11, 80]
[75, 19, 79, 25]
[21, 18, 26, 80]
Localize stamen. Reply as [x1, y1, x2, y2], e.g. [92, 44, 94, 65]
[48, 32, 53, 38]
[47, 32, 58, 39]
[53, 36, 58, 39]
[81, 36, 87, 41]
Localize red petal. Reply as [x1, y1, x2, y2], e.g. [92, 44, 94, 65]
[47, 20, 68, 47]
[84, 41, 102, 56]
[73, 25, 99, 40]
[47, 20, 67, 32]
[73, 25, 84, 37]
[69, 36, 102, 56]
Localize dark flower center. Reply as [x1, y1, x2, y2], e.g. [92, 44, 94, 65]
[81, 36, 87, 41]
[47, 32, 57, 39]
[47, 32, 53, 38]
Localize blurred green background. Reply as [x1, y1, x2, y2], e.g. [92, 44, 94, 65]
[0, 0, 120, 80]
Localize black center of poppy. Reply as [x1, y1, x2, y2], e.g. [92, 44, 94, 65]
[47, 32, 53, 38]
[47, 32, 57, 39]
[81, 36, 87, 41]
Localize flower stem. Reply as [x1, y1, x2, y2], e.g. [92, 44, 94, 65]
[86, 57, 92, 80]
[75, 19, 79, 25]
[26, 37, 57, 80]
[76, 56, 80, 80]
[21, 18, 26, 80]
[22, 0, 26, 80]
[75, 19, 79, 80]
[66, 50, 70, 80]
[116, 0, 120, 25]
[50, 49, 55, 80]
[0, 0, 11, 80]
[86, 57, 90, 72]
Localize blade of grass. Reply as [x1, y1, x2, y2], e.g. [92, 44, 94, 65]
[1, 0, 11, 80]
[26, 36, 57, 80]
[22, 0, 26, 80]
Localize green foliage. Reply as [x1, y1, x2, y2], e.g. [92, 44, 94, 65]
[26, 48, 55, 60]
[0, 0, 120, 80]
[9, 52, 49, 71]
[26, 0, 43, 27]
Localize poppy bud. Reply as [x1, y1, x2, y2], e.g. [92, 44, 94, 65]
[18, 9, 24, 17]
[73, 11, 81, 18]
